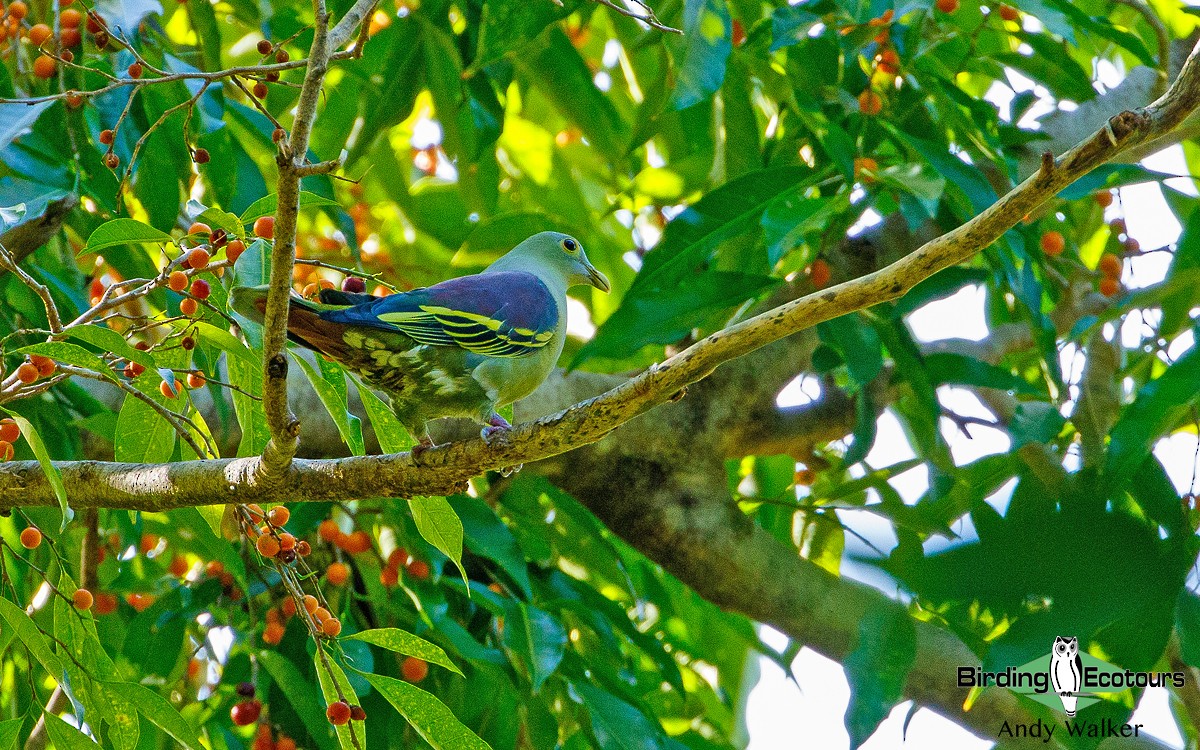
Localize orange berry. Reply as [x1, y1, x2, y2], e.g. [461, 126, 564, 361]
[341, 530, 372, 554]
[1098, 253, 1123, 279]
[104, 152, 119, 169]
[19, 527, 42, 549]
[277, 738, 297, 750]
[303, 594, 319, 613]
[179, 297, 199, 316]
[326, 701, 351, 726]
[796, 468, 816, 486]
[193, 147, 210, 164]
[1099, 277, 1120, 297]
[32, 54, 56, 79]
[321, 617, 342, 637]
[380, 567, 399, 587]
[853, 157, 878, 182]
[140, 532, 158, 553]
[99, 128, 115, 145]
[186, 247, 210, 269]
[858, 89, 882, 115]
[267, 506, 290, 526]
[168, 270, 188, 292]
[406, 559, 430, 580]
[159, 380, 177, 399]
[278, 532, 296, 551]
[318, 519, 340, 542]
[187, 659, 202, 680]
[809, 258, 832, 289]
[28, 24, 52, 46]
[253, 216, 275, 239]
[1040, 230, 1065, 257]
[127, 62, 143, 79]
[226, 238, 246, 263]
[126, 593, 155, 612]
[256, 534, 280, 558]
[386, 547, 408, 569]
[877, 47, 899, 74]
[263, 621, 286, 645]
[205, 560, 225, 577]
[281, 597, 297, 618]
[93, 592, 117, 615]
[16, 363, 38, 383]
[186, 371, 206, 389]
[1094, 190, 1114, 208]
[401, 656, 428, 682]
[313, 607, 331, 624]
[8, 3, 28, 20]
[327, 562, 349, 585]
[31, 354, 56, 377]
[73, 588, 94, 611]
[731, 18, 746, 47]
[936, 0, 958, 11]
[0, 441, 13, 461]
[245, 504, 265, 522]
[65, 89, 84, 106]
[169, 554, 189, 577]
[61, 8, 83, 27]
[997, 4, 1019, 21]
[0, 418, 18, 443]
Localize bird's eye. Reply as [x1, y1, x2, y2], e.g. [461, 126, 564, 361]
[562, 238, 578, 253]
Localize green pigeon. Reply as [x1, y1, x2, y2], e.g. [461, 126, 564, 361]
[231, 231, 610, 453]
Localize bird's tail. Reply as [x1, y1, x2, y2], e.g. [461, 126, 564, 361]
[229, 285, 356, 360]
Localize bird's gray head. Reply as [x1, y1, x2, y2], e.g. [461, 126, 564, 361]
[490, 231, 611, 293]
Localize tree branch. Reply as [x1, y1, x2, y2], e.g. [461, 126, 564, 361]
[2, 41, 1200, 511]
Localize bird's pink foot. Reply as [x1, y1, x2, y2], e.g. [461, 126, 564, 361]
[480, 413, 512, 442]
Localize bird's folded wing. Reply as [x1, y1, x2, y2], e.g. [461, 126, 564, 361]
[320, 271, 559, 358]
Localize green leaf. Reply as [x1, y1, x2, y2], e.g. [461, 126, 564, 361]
[114, 391, 177, 464]
[228, 352, 269, 456]
[472, 0, 577, 72]
[171, 507, 247, 587]
[194, 206, 244, 239]
[0, 596, 64, 678]
[62, 327, 156, 369]
[362, 671, 493, 750]
[258, 651, 339, 750]
[843, 603, 916, 749]
[575, 271, 778, 365]
[671, 0, 733, 110]
[356, 380, 413, 453]
[15, 342, 118, 382]
[292, 353, 365, 456]
[81, 218, 173, 256]
[409, 496, 467, 585]
[115, 683, 204, 750]
[345, 629, 462, 676]
[314, 650, 363, 750]
[924, 352, 1036, 393]
[239, 191, 339, 225]
[502, 602, 566, 692]
[42, 712, 100, 749]
[0, 408, 70, 528]
[1177, 593, 1200, 668]
[0, 719, 21, 750]
[573, 681, 665, 750]
[1105, 339, 1200, 483]
[449, 495, 532, 598]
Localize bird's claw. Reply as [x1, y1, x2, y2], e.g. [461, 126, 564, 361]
[481, 413, 513, 443]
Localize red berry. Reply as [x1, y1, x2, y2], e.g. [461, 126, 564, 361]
[20, 527, 42, 549]
[1099, 277, 1120, 297]
[858, 89, 882, 115]
[1094, 191, 1114, 208]
[349, 705, 367, 721]
[193, 148, 210, 164]
[257, 39, 272, 54]
[808, 258, 831, 289]
[1098, 253, 1123, 279]
[406, 559, 430, 580]
[104, 152, 120, 170]
[253, 82, 268, 99]
[997, 4, 1019, 21]
[127, 62, 143, 79]
[342, 276, 366, 293]
[230, 699, 262, 726]
[276, 49, 289, 63]
[190, 278, 211, 299]
[936, 0, 958, 11]
[326, 701, 351, 726]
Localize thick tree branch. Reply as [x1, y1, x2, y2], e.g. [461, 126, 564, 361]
[3, 40, 1200, 511]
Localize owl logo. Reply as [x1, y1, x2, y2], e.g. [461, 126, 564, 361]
[1050, 636, 1082, 716]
